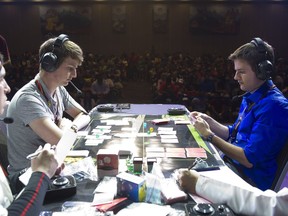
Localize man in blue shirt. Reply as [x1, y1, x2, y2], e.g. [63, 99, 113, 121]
[190, 37, 288, 190]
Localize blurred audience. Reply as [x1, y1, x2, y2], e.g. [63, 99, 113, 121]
[5, 51, 288, 123]
[90, 73, 110, 107]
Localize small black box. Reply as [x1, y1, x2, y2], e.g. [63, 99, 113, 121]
[97, 104, 114, 112]
[44, 175, 77, 202]
[185, 203, 235, 216]
[167, 108, 187, 115]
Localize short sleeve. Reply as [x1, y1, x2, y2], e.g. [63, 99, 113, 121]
[16, 92, 51, 126]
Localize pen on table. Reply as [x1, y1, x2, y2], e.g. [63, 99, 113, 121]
[26, 145, 56, 160]
[194, 166, 220, 172]
[188, 160, 198, 170]
[188, 163, 220, 171]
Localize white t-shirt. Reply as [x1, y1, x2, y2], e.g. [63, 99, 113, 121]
[196, 174, 288, 216]
[0, 167, 13, 216]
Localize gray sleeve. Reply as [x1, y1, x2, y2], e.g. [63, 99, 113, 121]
[16, 92, 52, 126]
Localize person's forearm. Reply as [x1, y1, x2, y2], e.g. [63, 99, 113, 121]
[211, 135, 252, 168]
[72, 112, 91, 130]
[204, 116, 229, 140]
[7, 172, 49, 216]
[196, 175, 288, 216]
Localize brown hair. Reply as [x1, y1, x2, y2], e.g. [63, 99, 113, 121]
[228, 40, 274, 74]
[39, 36, 84, 69]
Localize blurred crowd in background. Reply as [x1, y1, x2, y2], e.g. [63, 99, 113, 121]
[5, 51, 288, 123]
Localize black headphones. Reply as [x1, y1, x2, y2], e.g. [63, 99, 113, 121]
[250, 37, 274, 80]
[40, 34, 69, 73]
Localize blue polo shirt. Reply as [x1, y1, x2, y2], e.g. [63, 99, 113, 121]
[228, 80, 288, 190]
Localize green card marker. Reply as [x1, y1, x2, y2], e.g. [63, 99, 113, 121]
[187, 124, 212, 154]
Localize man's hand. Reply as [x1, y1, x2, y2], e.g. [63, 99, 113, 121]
[193, 116, 213, 138]
[31, 143, 59, 178]
[177, 169, 200, 194]
[190, 111, 210, 122]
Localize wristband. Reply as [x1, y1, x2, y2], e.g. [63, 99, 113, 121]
[71, 125, 78, 133]
[206, 133, 215, 143]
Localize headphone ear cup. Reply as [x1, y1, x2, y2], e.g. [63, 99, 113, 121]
[257, 60, 274, 80]
[251, 38, 274, 80]
[40, 52, 58, 73]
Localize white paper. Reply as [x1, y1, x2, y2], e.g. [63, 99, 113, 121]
[92, 192, 114, 205]
[116, 202, 173, 216]
[137, 132, 157, 137]
[19, 167, 32, 186]
[76, 131, 88, 137]
[101, 119, 130, 126]
[158, 130, 177, 135]
[67, 150, 89, 157]
[85, 135, 111, 140]
[96, 125, 112, 129]
[113, 133, 137, 138]
[91, 128, 111, 134]
[55, 128, 78, 164]
[160, 134, 178, 139]
[93, 176, 117, 194]
[161, 138, 179, 143]
[158, 127, 174, 131]
[85, 139, 104, 146]
[174, 120, 191, 125]
[121, 127, 137, 132]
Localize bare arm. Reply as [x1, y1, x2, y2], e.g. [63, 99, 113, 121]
[65, 100, 91, 130]
[211, 135, 252, 168]
[29, 101, 90, 145]
[71, 112, 91, 130]
[193, 116, 252, 168]
[29, 117, 63, 145]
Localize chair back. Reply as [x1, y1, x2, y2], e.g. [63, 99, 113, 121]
[0, 143, 8, 176]
[271, 140, 288, 191]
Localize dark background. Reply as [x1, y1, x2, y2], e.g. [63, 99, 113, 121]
[0, 0, 287, 59]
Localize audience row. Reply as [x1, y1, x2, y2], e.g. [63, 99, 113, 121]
[5, 51, 288, 123]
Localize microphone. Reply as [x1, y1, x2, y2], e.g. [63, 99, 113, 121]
[66, 83, 88, 115]
[69, 81, 82, 95]
[0, 117, 14, 124]
[232, 92, 248, 102]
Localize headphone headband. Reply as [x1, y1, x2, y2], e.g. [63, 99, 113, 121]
[251, 37, 266, 54]
[250, 37, 273, 80]
[54, 34, 69, 49]
[40, 34, 69, 73]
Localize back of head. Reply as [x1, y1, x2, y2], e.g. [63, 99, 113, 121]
[39, 34, 84, 73]
[0, 35, 11, 65]
[228, 37, 274, 80]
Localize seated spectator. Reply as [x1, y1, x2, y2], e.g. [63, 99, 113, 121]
[156, 73, 167, 91]
[91, 73, 110, 106]
[105, 73, 114, 89]
[113, 76, 124, 98]
[155, 76, 179, 103]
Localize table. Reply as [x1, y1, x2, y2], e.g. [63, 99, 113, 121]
[42, 104, 240, 214]
[89, 103, 189, 116]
